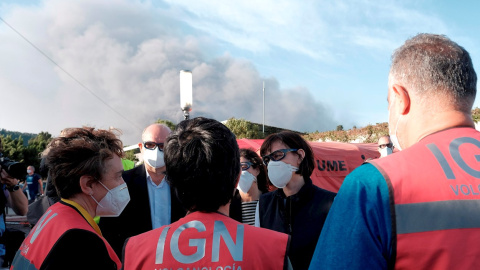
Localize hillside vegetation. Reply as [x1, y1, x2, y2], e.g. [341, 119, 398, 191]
[305, 107, 480, 143]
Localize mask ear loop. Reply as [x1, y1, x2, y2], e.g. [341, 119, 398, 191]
[90, 180, 108, 208]
[90, 193, 104, 208]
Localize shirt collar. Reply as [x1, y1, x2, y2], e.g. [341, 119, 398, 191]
[145, 166, 167, 188]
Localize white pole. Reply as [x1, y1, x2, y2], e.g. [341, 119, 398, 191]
[180, 70, 193, 120]
[263, 81, 265, 134]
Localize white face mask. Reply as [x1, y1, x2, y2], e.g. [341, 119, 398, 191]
[27, 170, 32, 174]
[238, 171, 256, 193]
[91, 181, 130, 217]
[267, 161, 298, 189]
[388, 94, 403, 151]
[379, 147, 393, 158]
[144, 148, 165, 168]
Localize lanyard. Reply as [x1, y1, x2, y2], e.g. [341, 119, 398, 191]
[61, 198, 102, 236]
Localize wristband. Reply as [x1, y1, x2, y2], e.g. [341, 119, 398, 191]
[7, 185, 20, 192]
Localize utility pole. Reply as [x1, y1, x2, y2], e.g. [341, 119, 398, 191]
[263, 81, 265, 134]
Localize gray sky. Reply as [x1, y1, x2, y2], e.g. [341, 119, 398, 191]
[1, 0, 479, 145]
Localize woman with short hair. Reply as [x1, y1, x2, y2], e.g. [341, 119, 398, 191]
[256, 131, 336, 270]
[11, 127, 130, 270]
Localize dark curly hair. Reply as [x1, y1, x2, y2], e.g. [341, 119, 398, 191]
[43, 127, 124, 199]
[165, 117, 240, 212]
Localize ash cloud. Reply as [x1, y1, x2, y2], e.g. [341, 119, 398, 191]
[0, 0, 338, 145]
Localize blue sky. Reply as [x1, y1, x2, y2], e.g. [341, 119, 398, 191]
[1, 0, 479, 144]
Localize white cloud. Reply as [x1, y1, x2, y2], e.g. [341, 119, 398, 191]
[164, 0, 449, 60]
[0, 0, 339, 144]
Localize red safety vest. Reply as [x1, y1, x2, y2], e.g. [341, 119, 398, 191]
[11, 200, 121, 270]
[123, 211, 290, 270]
[372, 127, 480, 270]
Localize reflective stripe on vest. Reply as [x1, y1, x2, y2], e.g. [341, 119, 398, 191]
[11, 202, 121, 269]
[123, 211, 289, 270]
[372, 127, 480, 270]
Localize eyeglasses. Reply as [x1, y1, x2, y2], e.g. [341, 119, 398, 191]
[241, 161, 255, 171]
[262, 149, 298, 165]
[143, 141, 164, 151]
[378, 143, 393, 149]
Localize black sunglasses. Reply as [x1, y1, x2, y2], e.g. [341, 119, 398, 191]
[241, 161, 255, 171]
[378, 143, 393, 149]
[262, 149, 298, 165]
[143, 141, 164, 151]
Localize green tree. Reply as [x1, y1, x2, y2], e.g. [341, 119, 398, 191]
[23, 132, 53, 169]
[472, 107, 480, 123]
[1, 135, 25, 162]
[224, 118, 262, 139]
[155, 119, 176, 130]
[124, 149, 139, 163]
[336, 125, 344, 131]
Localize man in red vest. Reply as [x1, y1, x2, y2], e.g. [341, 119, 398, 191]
[123, 117, 291, 270]
[310, 34, 479, 270]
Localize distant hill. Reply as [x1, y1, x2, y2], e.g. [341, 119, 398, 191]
[305, 107, 480, 143]
[304, 122, 389, 143]
[0, 129, 37, 146]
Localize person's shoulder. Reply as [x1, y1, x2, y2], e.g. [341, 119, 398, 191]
[340, 163, 388, 195]
[244, 222, 289, 242]
[311, 184, 337, 198]
[125, 225, 166, 248]
[260, 190, 277, 200]
[122, 164, 144, 181]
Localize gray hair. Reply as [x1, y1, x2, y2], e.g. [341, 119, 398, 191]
[389, 33, 477, 111]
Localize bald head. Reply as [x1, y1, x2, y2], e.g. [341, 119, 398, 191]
[141, 124, 172, 143]
[139, 124, 172, 173]
[378, 136, 392, 147]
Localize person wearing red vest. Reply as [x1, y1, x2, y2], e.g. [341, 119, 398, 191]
[123, 117, 291, 270]
[309, 34, 480, 270]
[11, 127, 130, 270]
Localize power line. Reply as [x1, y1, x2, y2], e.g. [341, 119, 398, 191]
[0, 17, 142, 131]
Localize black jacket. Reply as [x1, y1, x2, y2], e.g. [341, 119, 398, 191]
[259, 177, 336, 270]
[98, 164, 186, 258]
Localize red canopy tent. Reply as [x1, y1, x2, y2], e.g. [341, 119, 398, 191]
[236, 139, 379, 193]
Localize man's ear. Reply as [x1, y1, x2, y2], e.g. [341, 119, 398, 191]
[392, 84, 411, 115]
[79, 175, 96, 195]
[138, 142, 143, 152]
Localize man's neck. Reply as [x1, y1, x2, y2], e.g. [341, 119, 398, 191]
[145, 164, 166, 185]
[405, 109, 474, 148]
[217, 203, 230, 216]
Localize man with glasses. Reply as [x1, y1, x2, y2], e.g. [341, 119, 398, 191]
[377, 135, 394, 158]
[99, 124, 186, 258]
[123, 117, 291, 270]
